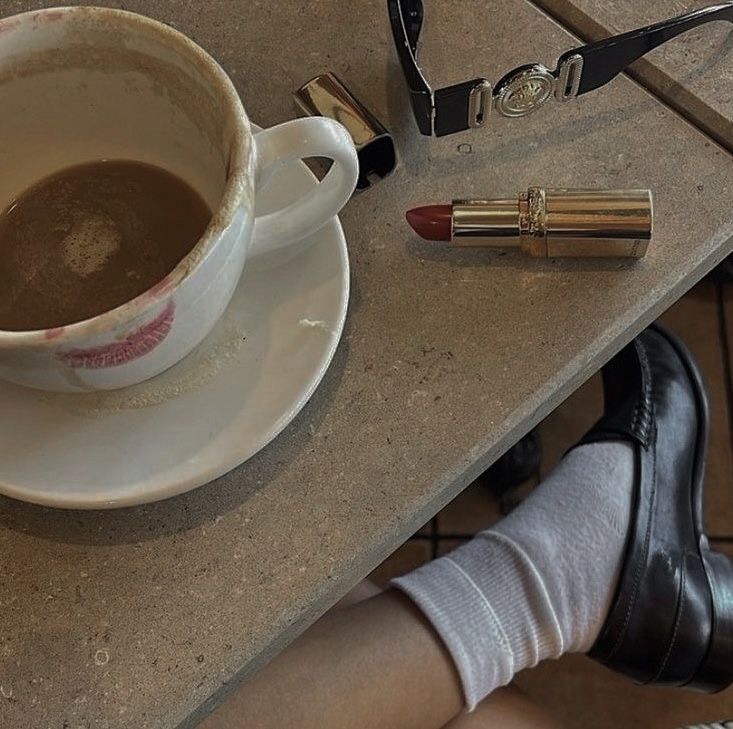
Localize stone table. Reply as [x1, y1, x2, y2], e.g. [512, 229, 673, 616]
[533, 0, 733, 149]
[0, 1, 732, 728]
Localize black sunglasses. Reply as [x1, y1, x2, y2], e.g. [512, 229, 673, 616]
[388, 0, 733, 137]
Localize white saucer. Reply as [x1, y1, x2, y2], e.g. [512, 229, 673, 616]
[0, 128, 350, 509]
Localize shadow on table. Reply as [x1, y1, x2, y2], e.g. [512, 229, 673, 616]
[404, 237, 641, 273]
[0, 279, 359, 548]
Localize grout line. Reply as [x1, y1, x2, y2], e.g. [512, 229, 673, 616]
[712, 536, 733, 544]
[529, 0, 733, 154]
[430, 517, 440, 559]
[410, 533, 476, 542]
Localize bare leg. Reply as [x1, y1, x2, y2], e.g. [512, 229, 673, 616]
[444, 687, 562, 729]
[201, 586, 559, 729]
[218, 590, 463, 729]
[337, 583, 561, 729]
[333, 578, 382, 608]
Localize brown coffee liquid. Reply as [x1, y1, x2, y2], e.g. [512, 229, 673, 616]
[0, 160, 212, 331]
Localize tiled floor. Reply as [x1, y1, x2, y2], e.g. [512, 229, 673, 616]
[203, 281, 733, 729]
[369, 280, 733, 728]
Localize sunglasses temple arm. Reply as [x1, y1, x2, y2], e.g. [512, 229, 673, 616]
[405, 1, 424, 54]
[557, 2, 733, 97]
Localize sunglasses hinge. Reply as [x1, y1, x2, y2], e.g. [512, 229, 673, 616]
[555, 54, 584, 101]
[468, 80, 492, 128]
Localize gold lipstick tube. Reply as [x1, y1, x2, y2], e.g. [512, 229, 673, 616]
[452, 188, 653, 258]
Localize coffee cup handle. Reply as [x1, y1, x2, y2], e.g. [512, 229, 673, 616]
[249, 118, 358, 257]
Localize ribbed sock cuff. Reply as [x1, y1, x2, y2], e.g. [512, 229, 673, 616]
[392, 532, 563, 710]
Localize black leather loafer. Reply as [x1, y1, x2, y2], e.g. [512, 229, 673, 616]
[578, 324, 733, 691]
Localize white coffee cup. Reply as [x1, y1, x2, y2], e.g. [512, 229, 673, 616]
[0, 6, 359, 392]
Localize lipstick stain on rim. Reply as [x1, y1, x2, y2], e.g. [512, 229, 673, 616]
[44, 326, 66, 340]
[58, 300, 175, 369]
[145, 273, 176, 299]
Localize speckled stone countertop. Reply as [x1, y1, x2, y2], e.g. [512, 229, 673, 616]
[1, 1, 732, 727]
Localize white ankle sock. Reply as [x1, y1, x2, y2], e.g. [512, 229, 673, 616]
[392, 441, 635, 710]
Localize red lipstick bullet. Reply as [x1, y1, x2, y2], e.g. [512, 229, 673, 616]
[405, 188, 653, 259]
[405, 205, 452, 241]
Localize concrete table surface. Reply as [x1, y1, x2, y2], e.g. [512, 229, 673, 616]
[1, 1, 732, 727]
[534, 0, 733, 149]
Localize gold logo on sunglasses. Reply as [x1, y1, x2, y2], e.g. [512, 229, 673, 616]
[495, 65, 556, 118]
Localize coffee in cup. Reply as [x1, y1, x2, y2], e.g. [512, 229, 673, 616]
[0, 160, 211, 331]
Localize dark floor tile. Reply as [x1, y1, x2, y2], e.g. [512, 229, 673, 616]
[436, 481, 504, 537]
[415, 518, 435, 537]
[518, 653, 733, 729]
[368, 540, 432, 589]
[436, 538, 469, 558]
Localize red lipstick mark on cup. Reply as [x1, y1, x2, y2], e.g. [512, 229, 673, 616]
[59, 301, 175, 369]
[44, 326, 66, 340]
[0, 18, 23, 36]
[40, 10, 65, 21]
[145, 274, 176, 299]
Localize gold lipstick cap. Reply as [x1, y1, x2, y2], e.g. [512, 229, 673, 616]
[294, 72, 396, 192]
[453, 188, 653, 258]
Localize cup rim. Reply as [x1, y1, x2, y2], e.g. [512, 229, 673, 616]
[0, 5, 251, 346]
